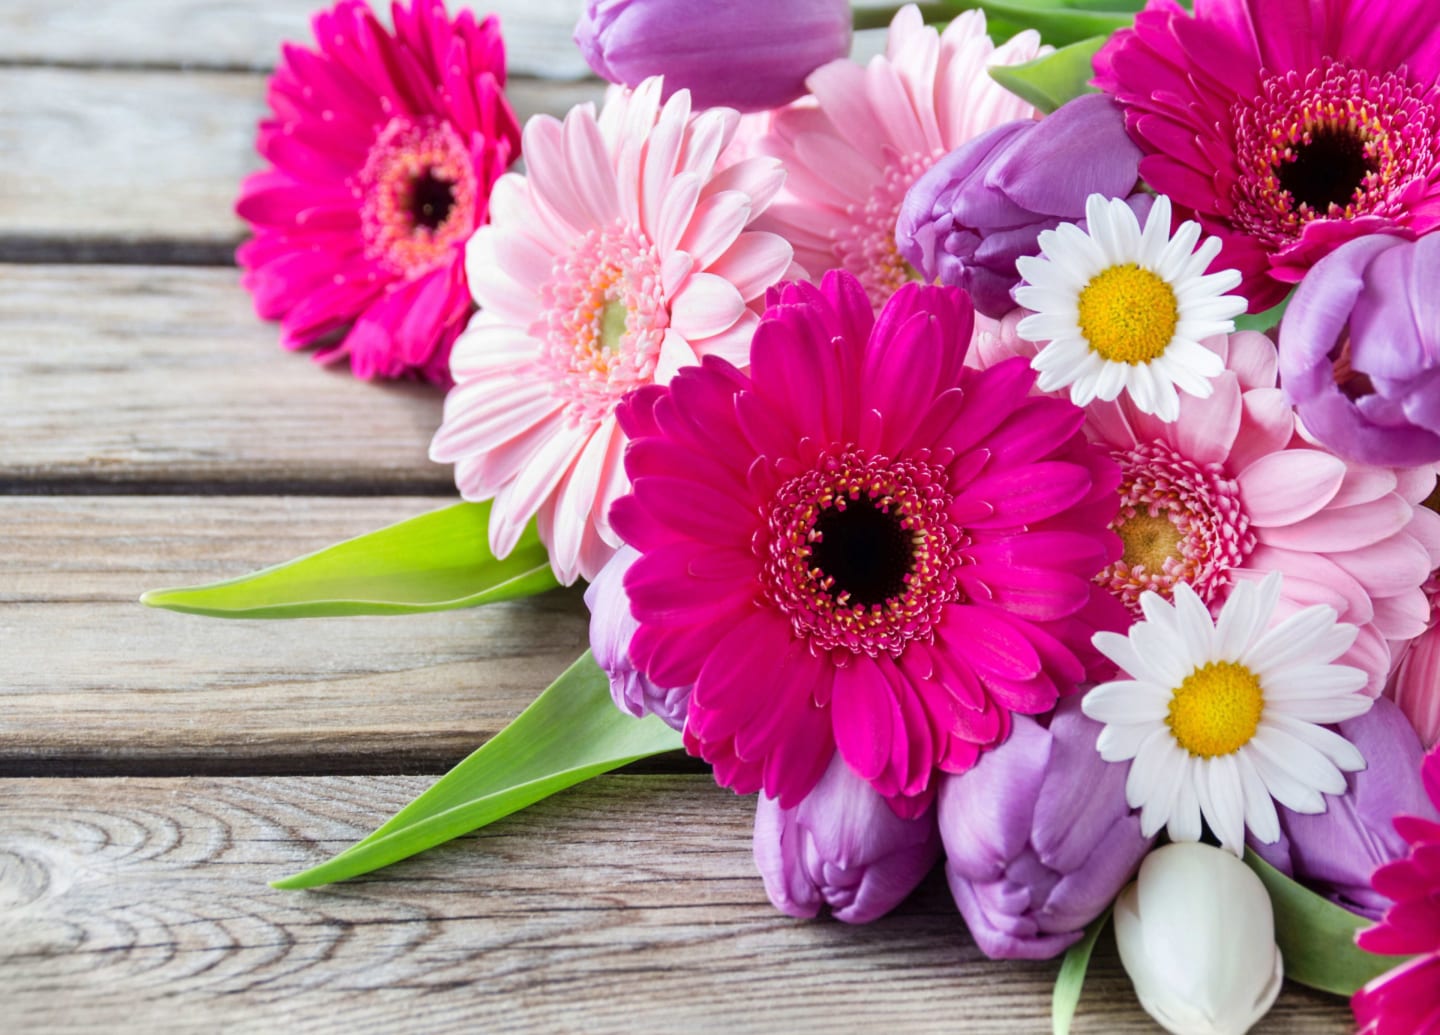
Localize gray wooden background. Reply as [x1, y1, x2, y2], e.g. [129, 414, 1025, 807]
[0, 1, 1353, 1030]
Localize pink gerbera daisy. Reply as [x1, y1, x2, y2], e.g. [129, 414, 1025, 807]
[237, 0, 519, 383]
[429, 79, 794, 584]
[1352, 743, 1440, 1034]
[1094, 0, 1440, 308]
[986, 326, 1439, 694]
[609, 273, 1124, 814]
[759, 6, 1044, 307]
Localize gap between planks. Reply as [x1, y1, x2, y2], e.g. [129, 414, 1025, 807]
[0, 772, 1354, 1034]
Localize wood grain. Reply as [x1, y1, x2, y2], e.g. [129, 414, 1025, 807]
[0, 496, 591, 775]
[0, 265, 457, 490]
[0, 0, 594, 78]
[0, 773, 1354, 1034]
[0, 69, 602, 254]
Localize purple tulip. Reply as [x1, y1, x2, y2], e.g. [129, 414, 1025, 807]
[938, 697, 1152, 960]
[754, 753, 943, 924]
[1279, 233, 1440, 466]
[583, 545, 690, 730]
[574, 0, 853, 113]
[1248, 698, 1440, 920]
[896, 93, 1143, 318]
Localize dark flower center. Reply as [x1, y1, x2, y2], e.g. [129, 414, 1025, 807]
[810, 498, 915, 607]
[1275, 124, 1376, 214]
[410, 169, 457, 230]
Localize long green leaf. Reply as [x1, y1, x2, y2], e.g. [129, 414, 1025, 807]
[1053, 908, 1110, 1035]
[274, 652, 684, 889]
[854, 1, 1136, 44]
[141, 500, 558, 618]
[1244, 851, 1411, 996]
[1233, 290, 1293, 334]
[989, 36, 1105, 112]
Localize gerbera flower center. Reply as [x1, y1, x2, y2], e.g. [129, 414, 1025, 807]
[1167, 660, 1265, 758]
[538, 220, 668, 425]
[1100, 443, 1256, 615]
[358, 116, 478, 276]
[1076, 264, 1179, 364]
[1232, 60, 1440, 246]
[834, 151, 942, 307]
[761, 448, 962, 657]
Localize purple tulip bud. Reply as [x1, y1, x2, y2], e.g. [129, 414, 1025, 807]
[754, 753, 943, 924]
[1248, 698, 1440, 919]
[1280, 233, 1440, 466]
[574, 0, 853, 113]
[938, 697, 1152, 960]
[583, 545, 690, 730]
[896, 94, 1142, 318]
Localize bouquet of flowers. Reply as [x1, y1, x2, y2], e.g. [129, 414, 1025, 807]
[147, 1, 1440, 1031]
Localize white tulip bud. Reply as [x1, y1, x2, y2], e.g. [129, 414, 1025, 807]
[1114, 843, 1284, 1035]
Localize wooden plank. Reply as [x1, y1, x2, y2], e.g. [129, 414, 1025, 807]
[0, 265, 456, 490]
[0, 69, 602, 254]
[0, 0, 594, 79]
[0, 773, 1352, 1033]
[0, 496, 591, 775]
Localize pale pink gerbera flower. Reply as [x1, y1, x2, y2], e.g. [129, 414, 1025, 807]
[429, 79, 793, 584]
[985, 327, 1440, 695]
[759, 6, 1044, 307]
[237, 0, 519, 383]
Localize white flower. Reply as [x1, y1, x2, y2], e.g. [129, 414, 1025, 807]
[1114, 843, 1283, 1035]
[1082, 571, 1372, 855]
[1014, 194, 1246, 422]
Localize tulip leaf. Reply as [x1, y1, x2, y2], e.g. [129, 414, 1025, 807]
[856, 3, 1136, 46]
[141, 500, 559, 618]
[989, 36, 1105, 113]
[274, 652, 684, 889]
[1243, 851, 1411, 996]
[1232, 291, 1293, 334]
[1052, 908, 1110, 1035]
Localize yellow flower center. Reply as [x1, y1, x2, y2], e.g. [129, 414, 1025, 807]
[1076, 264, 1179, 364]
[598, 298, 629, 352]
[1119, 512, 1183, 573]
[1167, 661, 1265, 758]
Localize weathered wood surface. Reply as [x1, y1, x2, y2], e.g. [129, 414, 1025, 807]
[0, 70, 603, 255]
[0, 496, 590, 775]
[0, 774, 1353, 1034]
[1, 266, 453, 490]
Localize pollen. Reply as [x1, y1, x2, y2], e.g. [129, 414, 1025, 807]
[1076, 264, 1178, 364]
[1119, 511, 1183, 572]
[1167, 661, 1265, 758]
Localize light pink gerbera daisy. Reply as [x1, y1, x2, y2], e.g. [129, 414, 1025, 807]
[1390, 571, 1440, 748]
[429, 78, 794, 584]
[1352, 743, 1440, 1034]
[758, 6, 1044, 307]
[237, 0, 519, 383]
[1094, 0, 1440, 308]
[610, 273, 1125, 814]
[984, 325, 1440, 695]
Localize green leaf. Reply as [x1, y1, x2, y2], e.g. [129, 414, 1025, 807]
[1233, 290, 1293, 334]
[1053, 908, 1110, 1035]
[855, 2, 1136, 45]
[140, 500, 558, 618]
[1244, 850, 1411, 996]
[989, 36, 1105, 113]
[273, 651, 684, 889]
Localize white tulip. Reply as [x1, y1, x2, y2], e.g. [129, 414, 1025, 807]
[1113, 843, 1284, 1035]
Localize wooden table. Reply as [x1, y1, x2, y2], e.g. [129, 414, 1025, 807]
[0, 3, 1355, 1030]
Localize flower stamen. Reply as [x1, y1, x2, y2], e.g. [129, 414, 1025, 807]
[1077, 264, 1179, 364]
[1167, 661, 1265, 758]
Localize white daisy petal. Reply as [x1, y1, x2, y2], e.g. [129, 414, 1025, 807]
[1207, 754, 1248, 855]
[1168, 759, 1204, 842]
[1236, 751, 1281, 845]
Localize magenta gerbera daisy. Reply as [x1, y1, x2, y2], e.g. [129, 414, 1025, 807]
[428, 79, 794, 584]
[609, 273, 1124, 814]
[1352, 744, 1440, 1035]
[1094, 0, 1440, 307]
[236, 0, 519, 383]
[758, 6, 1044, 307]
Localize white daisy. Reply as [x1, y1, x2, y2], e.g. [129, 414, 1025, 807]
[1081, 572, 1373, 856]
[1013, 193, 1246, 422]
